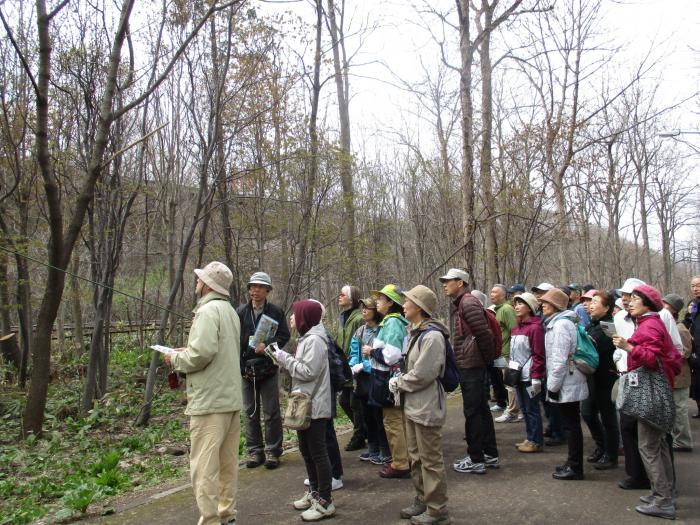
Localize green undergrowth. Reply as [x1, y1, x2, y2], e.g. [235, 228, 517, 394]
[0, 336, 352, 524]
[0, 339, 191, 524]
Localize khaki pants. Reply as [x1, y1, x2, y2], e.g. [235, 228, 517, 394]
[506, 385, 520, 416]
[405, 418, 448, 514]
[190, 411, 240, 525]
[672, 388, 693, 449]
[383, 406, 409, 470]
[638, 418, 673, 506]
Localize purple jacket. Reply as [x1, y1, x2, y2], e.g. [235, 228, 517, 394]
[627, 313, 682, 386]
[509, 315, 545, 380]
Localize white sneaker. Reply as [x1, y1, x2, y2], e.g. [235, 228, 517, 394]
[331, 477, 343, 491]
[452, 454, 470, 469]
[304, 478, 310, 487]
[495, 411, 516, 423]
[516, 413, 525, 421]
[301, 498, 336, 522]
[490, 404, 504, 412]
[293, 491, 314, 510]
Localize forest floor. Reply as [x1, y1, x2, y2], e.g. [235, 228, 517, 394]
[0, 339, 340, 525]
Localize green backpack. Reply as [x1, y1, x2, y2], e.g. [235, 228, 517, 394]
[558, 316, 599, 375]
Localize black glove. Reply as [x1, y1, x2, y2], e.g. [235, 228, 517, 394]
[547, 389, 560, 401]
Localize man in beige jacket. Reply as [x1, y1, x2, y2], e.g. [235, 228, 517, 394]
[166, 261, 242, 525]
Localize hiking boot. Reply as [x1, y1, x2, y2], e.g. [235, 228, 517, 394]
[294, 491, 315, 511]
[379, 464, 411, 479]
[639, 495, 655, 505]
[587, 448, 604, 463]
[483, 454, 500, 469]
[593, 454, 618, 470]
[635, 502, 676, 520]
[552, 466, 583, 480]
[514, 438, 529, 449]
[495, 411, 516, 423]
[264, 456, 280, 469]
[453, 457, 486, 475]
[400, 498, 427, 519]
[409, 510, 452, 525]
[618, 477, 651, 490]
[345, 437, 366, 452]
[517, 441, 542, 453]
[301, 497, 336, 522]
[246, 454, 265, 469]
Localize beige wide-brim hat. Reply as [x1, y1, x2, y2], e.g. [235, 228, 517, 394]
[194, 261, 233, 297]
[402, 285, 438, 318]
[514, 292, 540, 315]
[539, 288, 569, 312]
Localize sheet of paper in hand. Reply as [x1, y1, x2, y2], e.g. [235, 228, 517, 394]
[150, 344, 177, 355]
[600, 321, 617, 338]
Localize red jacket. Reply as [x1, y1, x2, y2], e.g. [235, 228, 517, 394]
[627, 313, 682, 386]
[451, 290, 495, 369]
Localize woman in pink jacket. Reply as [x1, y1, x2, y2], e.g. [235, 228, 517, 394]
[613, 284, 682, 521]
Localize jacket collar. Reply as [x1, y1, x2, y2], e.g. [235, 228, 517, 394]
[195, 291, 229, 312]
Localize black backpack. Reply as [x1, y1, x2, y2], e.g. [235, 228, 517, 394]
[323, 331, 352, 390]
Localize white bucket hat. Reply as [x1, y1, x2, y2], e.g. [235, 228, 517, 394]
[194, 261, 233, 297]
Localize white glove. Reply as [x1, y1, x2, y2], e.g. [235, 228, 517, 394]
[351, 363, 364, 375]
[388, 376, 400, 394]
[531, 379, 542, 395]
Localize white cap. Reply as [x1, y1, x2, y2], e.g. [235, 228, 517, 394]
[619, 278, 645, 294]
[531, 282, 554, 292]
[439, 268, 470, 283]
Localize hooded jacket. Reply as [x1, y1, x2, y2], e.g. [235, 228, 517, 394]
[451, 290, 495, 369]
[171, 292, 243, 416]
[509, 315, 545, 381]
[627, 313, 682, 387]
[274, 322, 332, 420]
[395, 319, 448, 427]
[544, 310, 588, 403]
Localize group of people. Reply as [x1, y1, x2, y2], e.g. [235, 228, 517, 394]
[165, 262, 700, 525]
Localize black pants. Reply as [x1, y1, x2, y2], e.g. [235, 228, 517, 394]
[339, 386, 367, 442]
[459, 367, 499, 462]
[559, 401, 584, 473]
[363, 401, 389, 455]
[581, 376, 619, 459]
[620, 412, 650, 483]
[489, 366, 508, 408]
[325, 418, 343, 479]
[298, 418, 332, 502]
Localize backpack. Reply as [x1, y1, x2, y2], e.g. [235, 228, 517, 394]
[558, 317, 599, 375]
[323, 332, 352, 390]
[417, 328, 460, 393]
[484, 309, 503, 360]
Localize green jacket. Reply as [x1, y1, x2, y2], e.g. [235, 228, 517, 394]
[171, 292, 243, 416]
[494, 302, 517, 359]
[337, 307, 363, 357]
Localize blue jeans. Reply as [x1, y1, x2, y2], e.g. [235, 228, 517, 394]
[516, 382, 543, 446]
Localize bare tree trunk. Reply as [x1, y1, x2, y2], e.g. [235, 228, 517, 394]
[0, 252, 21, 371]
[327, 0, 356, 280]
[70, 253, 84, 356]
[456, 0, 476, 287]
